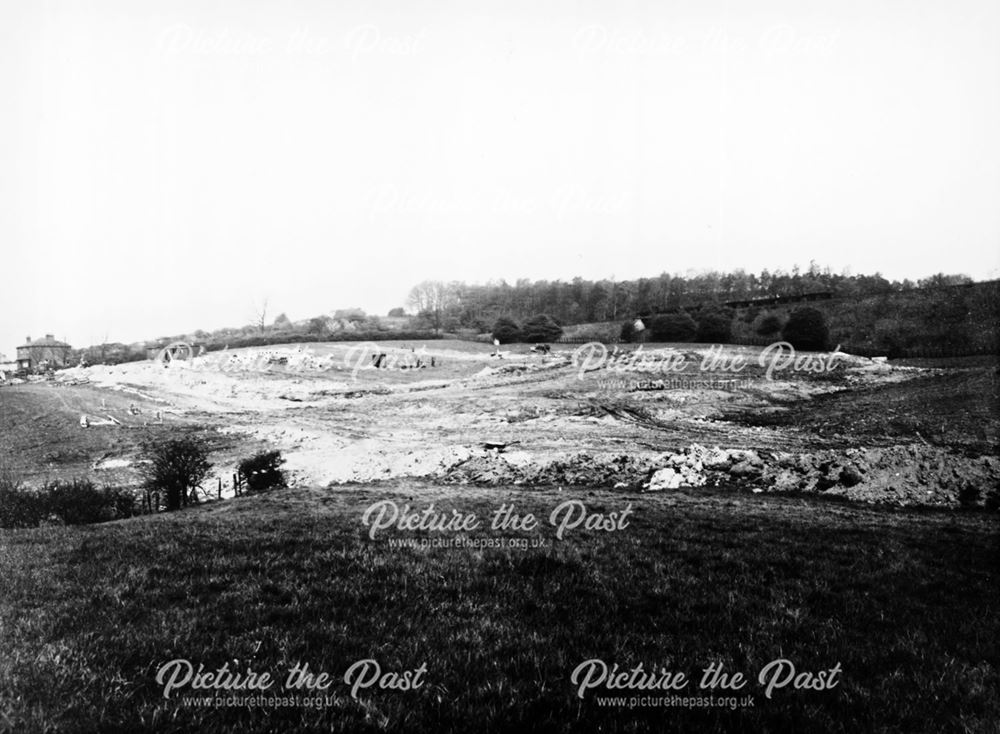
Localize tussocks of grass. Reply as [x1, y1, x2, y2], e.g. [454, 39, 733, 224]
[0, 485, 997, 733]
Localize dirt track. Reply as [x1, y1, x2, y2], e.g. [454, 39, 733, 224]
[2, 340, 997, 508]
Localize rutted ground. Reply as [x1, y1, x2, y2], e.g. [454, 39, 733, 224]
[3, 340, 997, 508]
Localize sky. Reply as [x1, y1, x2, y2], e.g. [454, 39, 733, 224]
[1, 0, 998, 356]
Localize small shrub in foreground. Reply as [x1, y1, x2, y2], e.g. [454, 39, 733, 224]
[143, 437, 212, 512]
[237, 450, 288, 493]
[44, 480, 140, 525]
[0, 480, 140, 529]
[0, 486, 46, 528]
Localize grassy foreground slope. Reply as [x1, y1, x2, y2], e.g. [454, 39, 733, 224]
[1, 485, 997, 733]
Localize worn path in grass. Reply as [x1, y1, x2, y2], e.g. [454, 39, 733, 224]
[1, 484, 997, 733]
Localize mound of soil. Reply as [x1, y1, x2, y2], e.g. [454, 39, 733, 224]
[428, 442, 999, 509]
[762, 445, 1000, 507]
[642, 443, 1000, 509]
[439, 451, 659, 487]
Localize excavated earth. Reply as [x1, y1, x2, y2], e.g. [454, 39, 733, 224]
[6, 340, 996, 509]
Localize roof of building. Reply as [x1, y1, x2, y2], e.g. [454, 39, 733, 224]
[18, 335, 72, 349]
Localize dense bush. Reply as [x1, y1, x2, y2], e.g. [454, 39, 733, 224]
[0, 479, 139, 529]
[0, 486, 44, 528]
[492, 318, 521, 344]
[307, 317, 331, 336]
[958, 484, 981, 508]
[521, 314, 563, 343]
[873, 325, 908, 358]
[237, 451, 288, 493]
[143, 438, 212, 511]
[755, 313, 783, 337]
[782, 307, 830, 351]
[46, 481, 139, 525]
[695, 312, 732, 343]
[648, 312, 698, 342]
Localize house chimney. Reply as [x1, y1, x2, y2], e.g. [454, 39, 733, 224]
[45, 334, 54, 340]
[25, 336, 31, 344]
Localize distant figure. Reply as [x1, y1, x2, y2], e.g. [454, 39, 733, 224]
[80, 414, 90, 428]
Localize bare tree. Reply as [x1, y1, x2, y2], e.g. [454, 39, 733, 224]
[251, 297, 269, 334]
[406, 281, 458, 333]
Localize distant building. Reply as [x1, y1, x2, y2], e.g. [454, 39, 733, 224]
[16, 335, 72, 371]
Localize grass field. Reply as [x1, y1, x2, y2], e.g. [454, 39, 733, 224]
[723, 368, 999, 453]
[0, 383, 234, 486]
[1, 484, 997, 733]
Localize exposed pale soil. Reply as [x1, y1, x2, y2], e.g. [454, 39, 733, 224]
[2, 340, 996, 508]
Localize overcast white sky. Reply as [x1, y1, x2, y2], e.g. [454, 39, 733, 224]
[1, 0, 998, 355]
